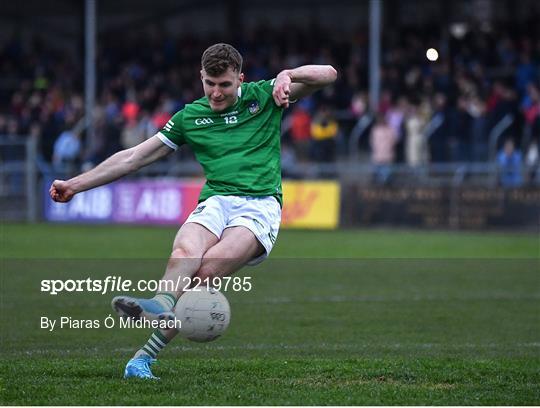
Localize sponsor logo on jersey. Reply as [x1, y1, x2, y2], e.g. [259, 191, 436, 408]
[195, 118, 214, 125]
[247, 100, 260, 114]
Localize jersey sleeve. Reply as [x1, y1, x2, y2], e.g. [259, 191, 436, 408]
[254, 79, 276, 97]
[157, 110, 186, 150]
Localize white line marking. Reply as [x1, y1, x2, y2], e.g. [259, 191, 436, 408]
[15, 342, 540, 356]
[235, 293, 540, 304]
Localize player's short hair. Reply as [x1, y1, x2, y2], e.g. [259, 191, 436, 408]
[201, 43, 243, 76]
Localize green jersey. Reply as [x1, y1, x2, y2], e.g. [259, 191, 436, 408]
[158, 79, 283, 205]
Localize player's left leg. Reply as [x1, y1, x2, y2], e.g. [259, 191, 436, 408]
[125, 226, 262, 379]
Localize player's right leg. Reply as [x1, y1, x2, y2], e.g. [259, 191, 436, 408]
[112, 222, 219, 324]
[117, 222, 219, 379]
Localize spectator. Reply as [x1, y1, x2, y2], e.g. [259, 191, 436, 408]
[427, 93, 454, 163]
[288, 103, 312, 161]
[1, 117, 25, 193]
[121, 119, 146, 149]
[466, 95, 489, 162]
[497, 139, 523, 187]
[52, 127, 81, 172]
[350, 92, 368, 118]
[370, 114, 398, 184]
[405, 102, 428, 167]
[525, 140, 539, 184]
[0, 114, 7, 135]
[281, 141, 300, 179]
[516, 52, 537, 95]
[310, 105, 339, 162]
[4, 117, 24, 161]
[3, 22, 540, 169]
[522, 83, 540, 146]
[121, 100, 140, 123]
[385, 96, 408, 162]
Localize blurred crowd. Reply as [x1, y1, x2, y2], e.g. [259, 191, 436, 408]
[1, 21, 539, 185]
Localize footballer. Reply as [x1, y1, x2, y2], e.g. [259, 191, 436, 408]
[50, 43, 337, 379]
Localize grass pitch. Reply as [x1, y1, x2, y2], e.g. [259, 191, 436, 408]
[1, 224, 539, 405]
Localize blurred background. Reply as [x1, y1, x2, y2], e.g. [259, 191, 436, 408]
[1, 0, 539, 230]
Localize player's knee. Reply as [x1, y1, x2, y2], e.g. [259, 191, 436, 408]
[170, 243, 204, 260]
[195, 263, 218, 282]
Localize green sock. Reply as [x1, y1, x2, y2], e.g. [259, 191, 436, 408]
[136, 329, 170, 359]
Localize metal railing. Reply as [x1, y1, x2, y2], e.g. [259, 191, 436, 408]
[1, 132, 538, 222]
[0, 136, 38, 221]
[117, 158, 534, 189]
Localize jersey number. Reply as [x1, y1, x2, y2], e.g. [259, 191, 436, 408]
[224, 116, 237, 124]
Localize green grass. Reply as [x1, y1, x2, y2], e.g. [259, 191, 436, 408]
[1, 224, 539, 405]
[1, 223, 538, 258]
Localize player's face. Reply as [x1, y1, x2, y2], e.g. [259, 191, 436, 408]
[201, 67, 244, 112]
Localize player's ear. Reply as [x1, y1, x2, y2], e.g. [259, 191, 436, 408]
[239, 73, 244, 83]
[200, 69, 204, 80]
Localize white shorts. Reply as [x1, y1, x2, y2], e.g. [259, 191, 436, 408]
[184, 195, 282, 265]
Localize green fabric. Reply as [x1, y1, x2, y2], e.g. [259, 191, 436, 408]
[159, 80, 283, 205]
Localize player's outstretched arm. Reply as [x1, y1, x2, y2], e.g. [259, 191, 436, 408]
[272, 65, 337, 108]
[50, 135, 172, 202]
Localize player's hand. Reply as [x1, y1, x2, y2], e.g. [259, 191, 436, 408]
[49, 179, 75, 203]
[273, 71, 292, 108]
